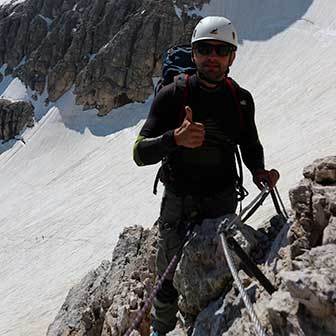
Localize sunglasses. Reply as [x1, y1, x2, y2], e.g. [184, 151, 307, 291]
[194, 42, 234, 57]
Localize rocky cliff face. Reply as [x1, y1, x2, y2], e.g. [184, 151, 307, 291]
[47, 156, 336, 336]
[0, 0, 200, 116]
[0, 99, 34, 140]
[47, 226, 158, 336]
[191, 155, 336, 336]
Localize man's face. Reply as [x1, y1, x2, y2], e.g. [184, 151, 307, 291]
[192, 40, 236, 82]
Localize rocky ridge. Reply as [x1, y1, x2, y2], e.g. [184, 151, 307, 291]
[0, 98, 34, 141]
[0, 0, 202, 116]
[190, 156, 336, 336]
[47, 156, 336, 335]
[47, 226, 158, 336]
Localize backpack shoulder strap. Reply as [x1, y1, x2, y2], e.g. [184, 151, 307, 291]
[225, 77, 249, 204]
[153, 74, 190, 195]
[225, 77, 244, 129]
[174, 73, 190, 124]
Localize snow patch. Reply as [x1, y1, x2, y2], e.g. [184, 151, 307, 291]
[89, 53, 96, 61]
[0, 77, 29, 101]
[173, 4, 182, 20]
[0, 0, 26, 7]
[14, 56, 27, 69]
[0, 63, 7, 74]
[173, 0, 225, 19]
[38, 14, 53, 30]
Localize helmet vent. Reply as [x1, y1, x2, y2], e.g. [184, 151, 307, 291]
[210, 28, 218, 34]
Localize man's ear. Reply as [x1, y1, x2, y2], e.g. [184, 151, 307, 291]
[229, 51, 236, 66]
[191, 49, 195, 63]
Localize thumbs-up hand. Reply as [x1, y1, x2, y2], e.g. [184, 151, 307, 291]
[174, 106, 205, 148]
[185, 105, 193, 122]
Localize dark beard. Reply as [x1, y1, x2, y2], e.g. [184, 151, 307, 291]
[197, 62, 228, 84]
[197, 69, 227, 85]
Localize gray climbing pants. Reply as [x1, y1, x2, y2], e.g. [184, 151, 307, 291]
[152, 187, 238, 334]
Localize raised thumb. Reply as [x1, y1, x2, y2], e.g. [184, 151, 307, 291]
[185, 105, 193, 122]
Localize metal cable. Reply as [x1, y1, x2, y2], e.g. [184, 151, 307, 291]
[220, 232, 268, 336]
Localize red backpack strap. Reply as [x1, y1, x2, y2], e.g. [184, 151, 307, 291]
[225, 77, 250, 204]
[225, 77, 244, 129]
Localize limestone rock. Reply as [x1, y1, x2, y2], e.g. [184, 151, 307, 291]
[47, 225, 158, 336]
[289, 178, 312, 218]
[46, 260, 111, 336]
[0, 0, 201, 115]
[303, 156, 336, 184]
[173, 214, 258, 317]
[101, 225, 157, 336]
[266, 290, 299, 334]
[281, 245, 336, 334]
[0, 99, 34, 140]
[288, 156, 336, 257]
[323, 216, 336, 245]
[218, 157, 336, 336]
[192, 276, 258, 336]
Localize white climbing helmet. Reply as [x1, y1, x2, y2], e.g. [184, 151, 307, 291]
[191, 16, 238, 49]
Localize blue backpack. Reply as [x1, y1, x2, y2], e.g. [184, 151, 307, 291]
[154, 45, 196, 95]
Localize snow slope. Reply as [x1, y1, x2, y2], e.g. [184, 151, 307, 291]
[0, 0, 26, 7]
[0, 0, 335, 335]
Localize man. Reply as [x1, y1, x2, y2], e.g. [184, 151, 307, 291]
[133, 16, 277, 336]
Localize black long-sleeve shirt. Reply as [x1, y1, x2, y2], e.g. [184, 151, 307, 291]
[134, 74, 264, 195]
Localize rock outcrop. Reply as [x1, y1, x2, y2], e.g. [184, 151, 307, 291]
[197, 156, 335, 336]
[0, 99, 34, 140]
[48, 156, 336, 336]
[173, 214, 258, 318]
[47, 225, 158, 336]
[0, 0, 201, 115]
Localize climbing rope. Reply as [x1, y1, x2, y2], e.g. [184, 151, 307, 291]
[124, 254, 179, 336]
[124, 224, 195, 336]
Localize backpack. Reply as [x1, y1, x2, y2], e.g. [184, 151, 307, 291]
[153, 45, 248, 204]
[154, 45, 196, 95]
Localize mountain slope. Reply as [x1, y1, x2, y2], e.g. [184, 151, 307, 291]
[0, 0, 335, 335]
